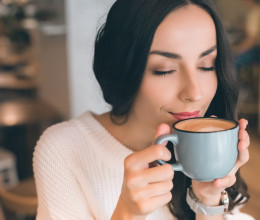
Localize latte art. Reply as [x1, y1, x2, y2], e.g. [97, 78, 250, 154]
[175, 118, 236, 132]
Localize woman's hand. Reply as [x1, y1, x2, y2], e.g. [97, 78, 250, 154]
[192, 118, 250, 206]
[111, 124, 174, 220]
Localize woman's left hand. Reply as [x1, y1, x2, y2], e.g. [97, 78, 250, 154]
[192, 118, 250, 206]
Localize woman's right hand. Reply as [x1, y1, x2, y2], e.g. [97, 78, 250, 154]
[111, 124, 174, 220]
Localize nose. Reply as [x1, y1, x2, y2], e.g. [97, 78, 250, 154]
[178, 74, 202, 102]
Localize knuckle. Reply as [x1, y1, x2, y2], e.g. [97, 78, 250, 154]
[124, 154, 135, 170]
[125, 173, 139, 189]
[244, 151, 250, 163]
[129, 190, 140, 202]
[136, 201, 148, 214]
[164, 180, 174, 191]
[124, 155, 132, 169]
[165, 192, 173, 202]
[239, 151, 249, 166]
[168, 181, 174, 190]
[153, 145, 165, 158]
[163, 164, 174, 179]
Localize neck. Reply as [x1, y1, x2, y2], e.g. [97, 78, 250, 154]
[94, 112, 156, 151]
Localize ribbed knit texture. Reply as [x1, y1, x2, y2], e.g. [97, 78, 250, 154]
[33, 111, 254, 220]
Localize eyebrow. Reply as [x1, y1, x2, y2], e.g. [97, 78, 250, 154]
[149, 45, 217, 59]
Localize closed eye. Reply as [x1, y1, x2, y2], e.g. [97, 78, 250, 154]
[199, 66, 216, 72]
[153, 70, 175, 76]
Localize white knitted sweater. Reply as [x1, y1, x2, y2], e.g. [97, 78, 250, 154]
[33, 111, 254, 220]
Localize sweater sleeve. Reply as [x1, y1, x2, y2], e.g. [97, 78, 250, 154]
[33, 124, 95, 220]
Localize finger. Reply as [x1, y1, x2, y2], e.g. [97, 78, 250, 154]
[238, 128, 250, 150]
[226, 147, 249, 178]
[132, 180, 173, 201]
[234, 145, 249, 171]
[125, 145, 172, 171]
[221, 137, 250, 182]
[141, 164, 174, 184]
[139, 192, 172, 214]
[126, 164, 174, 188]
[231, 129, 250, 172]
[214, 174, 236, 189]
[239, 118, 248, 130]
[227, 120, 250, 174]
[125, 124, 171, 171]
[210, 115, 217, 117]
[153, 123, 171, 146]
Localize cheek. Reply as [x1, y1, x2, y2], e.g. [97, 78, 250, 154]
[134, 75, 172, 117]
[138, 79, 163, 107]
[140, 75, 176, 106]
[203, 74, 218, 101]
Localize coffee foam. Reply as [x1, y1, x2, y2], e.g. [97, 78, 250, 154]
[175, 118, 235, 132]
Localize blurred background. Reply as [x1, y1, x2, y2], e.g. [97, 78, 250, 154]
[0, 0, 258, 219]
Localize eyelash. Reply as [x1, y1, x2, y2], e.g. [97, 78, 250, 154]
[153, 66, 215, 76]
[199, 66, 216, 72]
[153, 70, 175, 76]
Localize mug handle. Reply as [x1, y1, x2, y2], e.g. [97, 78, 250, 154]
[154, 134, 183, 171]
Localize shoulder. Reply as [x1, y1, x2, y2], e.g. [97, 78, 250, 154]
[33, 111, 95, 162]
[36, 120, 79, 150]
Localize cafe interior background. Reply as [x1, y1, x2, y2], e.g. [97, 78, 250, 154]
[0, 0, 258, 219]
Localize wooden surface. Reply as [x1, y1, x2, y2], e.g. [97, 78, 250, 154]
[0, 177, 37, 217]
[240, 131, 260, 219]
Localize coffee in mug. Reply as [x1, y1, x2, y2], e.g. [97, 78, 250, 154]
[175, 118, 236, 132]
[154, 117, 239, 182]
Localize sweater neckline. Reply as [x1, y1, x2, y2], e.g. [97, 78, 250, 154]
[74, 111, 133, 168]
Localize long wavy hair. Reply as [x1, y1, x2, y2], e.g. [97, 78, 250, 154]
[93, 0, 250, 219]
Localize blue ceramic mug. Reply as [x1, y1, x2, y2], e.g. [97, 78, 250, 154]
[154, 117, 239, 182]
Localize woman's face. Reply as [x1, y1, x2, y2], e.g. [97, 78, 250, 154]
[130, 4, 218, 129]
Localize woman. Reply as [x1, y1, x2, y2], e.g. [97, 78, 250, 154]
[33, 0, 253, 219]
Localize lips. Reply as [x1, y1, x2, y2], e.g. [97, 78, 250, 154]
[170, 110, 200, 121]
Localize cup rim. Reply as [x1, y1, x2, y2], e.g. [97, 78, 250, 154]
[173, 117, 239, 133]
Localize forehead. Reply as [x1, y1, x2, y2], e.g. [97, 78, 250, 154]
[151, 4, 217, 54]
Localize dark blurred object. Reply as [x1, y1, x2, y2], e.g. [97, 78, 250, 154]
[0, 99, 63, 180]
[8, 28, 31, 53]
[34, 8, 56, 22]
[0, 148, 18, 190]
[235, 46, 260, 73]
[14, 6, 26, 21]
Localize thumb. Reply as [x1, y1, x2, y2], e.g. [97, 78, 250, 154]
[153, 123, 171, 146]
